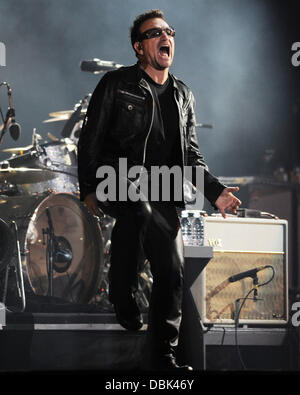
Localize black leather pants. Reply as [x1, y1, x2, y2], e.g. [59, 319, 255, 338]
[100, 198, 185, 360]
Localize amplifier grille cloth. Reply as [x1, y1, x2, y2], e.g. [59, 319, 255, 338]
[204, 252, 285, 322]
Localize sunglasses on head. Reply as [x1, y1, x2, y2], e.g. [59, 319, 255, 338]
[138, 26, 176, 41]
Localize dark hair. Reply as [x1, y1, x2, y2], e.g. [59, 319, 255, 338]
[130, 9, 165, 57]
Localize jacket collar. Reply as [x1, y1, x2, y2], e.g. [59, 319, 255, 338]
[133, 62, 183, 99]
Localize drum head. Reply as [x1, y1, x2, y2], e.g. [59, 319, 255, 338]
[25, 193, 104, 304]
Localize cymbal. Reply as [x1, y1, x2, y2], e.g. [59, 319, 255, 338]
[2, 144, 34, 153]
[49, 109, 87, 118]
[46, 109, 87, 119]
[0, 167, 57, 184]
[43, 109, 87, 124]
[49, 110, 74, 117]
[47, 132, 60, 141]
[43, 116, 70, 123]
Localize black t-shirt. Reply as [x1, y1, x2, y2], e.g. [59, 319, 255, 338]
[141, 70, 183, 204]
[141, 70, 181, 169]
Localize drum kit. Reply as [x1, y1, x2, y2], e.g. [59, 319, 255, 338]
[0, 93, 110, 313]
[0, 60, 155, 314]
[0, 90, 152, 313]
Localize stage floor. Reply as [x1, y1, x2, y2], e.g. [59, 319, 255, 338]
[0, 310, 147, 372]
[0, 308, 297, 373]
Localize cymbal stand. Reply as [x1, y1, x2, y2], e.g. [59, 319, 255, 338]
[42, 207, 56, 297]
[0, 81, 14, 145]
[0, 106, 13, 145]
[2, 221, 26, 312]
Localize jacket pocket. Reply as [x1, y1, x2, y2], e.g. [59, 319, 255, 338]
[117, 89, 146, 102]
[113, 90, 146, 139]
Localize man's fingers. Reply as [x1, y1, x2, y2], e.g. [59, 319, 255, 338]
[227, 186, 239, 193]
[85, 202, 103, 217]
[220, 207, 226, 219]
[229, 193, 242, 207]
[93, 205, 104, 217]
[235, 196, 242, 205]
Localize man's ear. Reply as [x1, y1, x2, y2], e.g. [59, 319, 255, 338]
[134, 41, 143, 56]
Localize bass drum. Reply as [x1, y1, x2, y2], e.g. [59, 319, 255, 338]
[0, 192, 104, 304]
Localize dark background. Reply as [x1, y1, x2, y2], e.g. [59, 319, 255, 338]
[0, 0, 299, 176]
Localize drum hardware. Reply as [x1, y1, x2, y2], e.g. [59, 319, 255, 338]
[42, 94, 90, 142]
[0, 180, 20, 196]
[2, 138, 79, 195]
[1, 220, 26, 312]
[31, 128, 43, 149]
[61, 94, 90, 139]
[42, 207, 73, 297]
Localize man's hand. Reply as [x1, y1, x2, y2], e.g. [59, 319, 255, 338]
[215, 186, 242, 218]
[84, 192, 106, 217]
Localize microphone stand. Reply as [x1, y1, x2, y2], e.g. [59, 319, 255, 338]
[253, 275, 259, 302]
[0, 82, 11, 144]
[2, 221, 26, 313]
[12, 221, 26, 312]
[0, 107, 13, 145]
[42, 208, 56, 297]
[234, 274, 262, 325]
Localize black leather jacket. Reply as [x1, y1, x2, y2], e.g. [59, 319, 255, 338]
[78, 63, 225, 207]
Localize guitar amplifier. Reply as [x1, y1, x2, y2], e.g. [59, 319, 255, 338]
[190, 215, 288, 325]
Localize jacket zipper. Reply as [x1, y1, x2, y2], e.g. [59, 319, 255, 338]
[173, 90, 185, 180]
[117, 89, 146, 101]
[139, 79, 154, 167]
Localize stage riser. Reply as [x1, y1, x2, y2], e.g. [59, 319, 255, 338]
[0, 329, 145, 371]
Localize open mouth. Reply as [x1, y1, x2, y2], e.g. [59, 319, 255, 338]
[159, 45, 170, 57]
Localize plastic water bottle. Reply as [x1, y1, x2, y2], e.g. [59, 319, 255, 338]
[192, 211, 204, 246]
[180, 211, 193, 246]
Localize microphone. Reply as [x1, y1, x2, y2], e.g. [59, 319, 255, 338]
[0, 82, 21, 141]
[7, 85, 21, 141]
[195, 123, 213, 129]
[80, 58, 123, 74]
[229, 266, 266, 283]
[8, 114, 21, 141]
